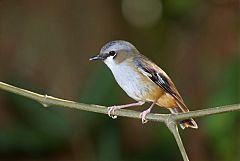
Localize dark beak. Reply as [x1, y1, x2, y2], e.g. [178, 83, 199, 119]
[89, 54, 104, 61]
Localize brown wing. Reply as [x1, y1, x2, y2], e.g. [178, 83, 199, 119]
[134, 56, 189, 112]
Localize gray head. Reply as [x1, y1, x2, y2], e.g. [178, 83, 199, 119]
[89, 40, 138, 63]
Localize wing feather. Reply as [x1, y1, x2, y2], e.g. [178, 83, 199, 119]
[134, 56, 189, 112]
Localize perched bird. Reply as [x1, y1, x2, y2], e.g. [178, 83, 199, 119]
[90, 40, 198, 129]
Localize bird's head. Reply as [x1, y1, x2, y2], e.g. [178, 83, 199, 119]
[89, 40, 139, 67]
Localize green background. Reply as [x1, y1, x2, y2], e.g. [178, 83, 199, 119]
[0, 0, 239, 161]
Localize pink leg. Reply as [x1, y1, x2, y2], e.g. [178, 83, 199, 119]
[140, 101, 156, 124]
[108, 101, 145, 119]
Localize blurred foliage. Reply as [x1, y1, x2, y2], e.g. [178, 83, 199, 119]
[203, 56, 240, 161]
[0, 80, 71, 154]
[0, 0, 239, 161]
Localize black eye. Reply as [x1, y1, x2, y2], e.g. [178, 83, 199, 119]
[109, 51, 116, 56]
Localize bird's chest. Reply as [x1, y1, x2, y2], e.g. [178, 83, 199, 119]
[108, 62, 160, 101]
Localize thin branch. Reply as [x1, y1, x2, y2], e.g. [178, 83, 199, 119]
[0, 81, 239, 161]
[0, 82, 169, 121]
[174, 104, 240, 120]
[167, 121, 189, 161]
[0, 82, 239, 122]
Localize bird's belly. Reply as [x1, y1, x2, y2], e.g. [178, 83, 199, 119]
[110, 64, 161, 101]
[157, 93, 177, 108]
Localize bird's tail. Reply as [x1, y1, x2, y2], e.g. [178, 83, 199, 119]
[169, 107, 198, 129]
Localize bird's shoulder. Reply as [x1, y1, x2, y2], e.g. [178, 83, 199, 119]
[133, 54, 170, 83]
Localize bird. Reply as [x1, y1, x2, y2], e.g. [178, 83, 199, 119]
[89, 40, 198, 129]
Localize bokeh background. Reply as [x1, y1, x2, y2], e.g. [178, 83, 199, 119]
[0, 0, 240, 161]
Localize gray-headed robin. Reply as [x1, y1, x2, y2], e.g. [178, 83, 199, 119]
[90, 40, 198, 129]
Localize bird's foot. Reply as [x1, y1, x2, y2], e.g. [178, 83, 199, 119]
[107, 106, 119, 119]
[140, 108, 152, 124]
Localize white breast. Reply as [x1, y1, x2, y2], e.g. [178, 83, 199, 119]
[104, 58, 154, 101]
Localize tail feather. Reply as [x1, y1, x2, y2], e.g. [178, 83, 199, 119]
[179, 118, 198, 129]
[169, 107, 198, 129]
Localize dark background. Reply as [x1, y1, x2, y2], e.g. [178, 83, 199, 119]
[0, 0, 239, 161]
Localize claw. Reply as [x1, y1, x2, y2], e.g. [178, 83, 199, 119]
[140, 109, 151, 124]
[107, 106, 118, 119]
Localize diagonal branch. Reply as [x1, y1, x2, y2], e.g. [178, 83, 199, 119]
[0, 81, 239, 161]
[167, 121, 189, 161]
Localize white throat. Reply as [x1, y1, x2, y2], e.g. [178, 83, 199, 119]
[104, 56, 117, 70]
